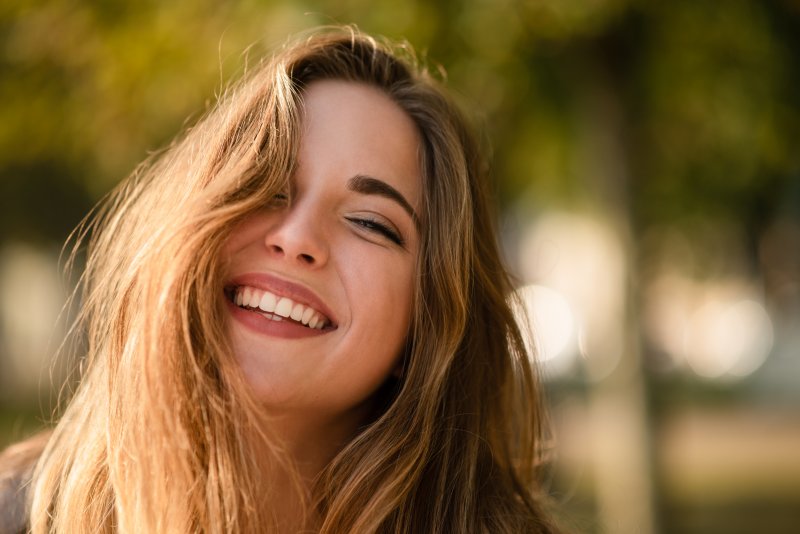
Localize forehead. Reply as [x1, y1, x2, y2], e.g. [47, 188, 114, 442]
[297, 80, 422, 211]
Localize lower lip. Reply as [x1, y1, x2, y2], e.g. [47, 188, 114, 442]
[226, 299, 331, 339]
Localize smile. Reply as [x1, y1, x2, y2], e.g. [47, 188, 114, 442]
[231, 285, 332, 330]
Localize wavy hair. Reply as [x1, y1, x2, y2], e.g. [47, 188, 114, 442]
[9, 26, 557, 533]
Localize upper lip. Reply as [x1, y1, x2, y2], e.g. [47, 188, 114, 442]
[226, 272, 338, 327]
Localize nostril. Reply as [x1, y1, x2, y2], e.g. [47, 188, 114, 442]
[264, 230, 324, 266]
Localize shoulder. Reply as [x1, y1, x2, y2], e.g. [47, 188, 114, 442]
[0, 467, 28, 534]
[0, 432, 50, 534]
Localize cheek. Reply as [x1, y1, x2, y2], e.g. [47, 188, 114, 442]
[343, 250, 416, 358]
[223, 213, 272, 256]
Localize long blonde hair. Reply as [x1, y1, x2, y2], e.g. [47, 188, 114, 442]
[15, 27, 556, 533]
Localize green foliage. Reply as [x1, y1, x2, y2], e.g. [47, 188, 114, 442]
[1, 0, 798, 254]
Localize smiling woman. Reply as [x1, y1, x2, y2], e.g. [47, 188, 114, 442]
[224, 81, 421, 443]
[0, 27, 559, 533]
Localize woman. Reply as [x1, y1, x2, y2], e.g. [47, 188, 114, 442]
[0, 27, 558, 533]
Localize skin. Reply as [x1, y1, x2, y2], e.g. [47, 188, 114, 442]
[223, 80, 422, 476]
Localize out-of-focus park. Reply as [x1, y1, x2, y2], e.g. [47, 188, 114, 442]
[1, 1, 799, 532]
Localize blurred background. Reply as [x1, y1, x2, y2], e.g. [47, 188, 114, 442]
[1, 0, 798, 532]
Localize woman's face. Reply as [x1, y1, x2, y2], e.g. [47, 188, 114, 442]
[223, 80, 421, 434]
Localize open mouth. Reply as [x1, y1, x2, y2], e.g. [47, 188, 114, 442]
[226, 285, 334, 330]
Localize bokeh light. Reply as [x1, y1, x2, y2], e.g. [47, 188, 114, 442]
[517, 210, 626, 381]
[685, 298, 773, 380]
[514, 284, 578, 378]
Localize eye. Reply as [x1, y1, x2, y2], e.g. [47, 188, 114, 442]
[346, 216, 405, 246]
[266, 191, 290, 208]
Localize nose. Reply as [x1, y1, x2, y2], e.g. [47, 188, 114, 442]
[263, 203, 329, 268]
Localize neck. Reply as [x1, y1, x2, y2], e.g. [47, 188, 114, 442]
[252, 403, 373, 532]
[267, 406, 369, 480]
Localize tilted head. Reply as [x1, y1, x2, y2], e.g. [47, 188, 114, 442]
[31, 27, 554, 534]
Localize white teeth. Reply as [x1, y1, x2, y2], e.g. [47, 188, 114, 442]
[274, 297, 293, 318]
[258, 291, 277, 313]
[290, 303, 304, 321]
[301, 307, 314, 325]
[234, 285, 330, 329]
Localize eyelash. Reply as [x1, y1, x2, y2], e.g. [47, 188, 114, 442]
[268, 192, 290, 207]
[346, 216, 404, 246]
[267, 191, 405, 247]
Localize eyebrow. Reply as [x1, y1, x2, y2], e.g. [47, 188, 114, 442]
[347, 174, 419, 225]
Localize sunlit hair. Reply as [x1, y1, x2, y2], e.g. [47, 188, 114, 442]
[9, 26, 557, 533]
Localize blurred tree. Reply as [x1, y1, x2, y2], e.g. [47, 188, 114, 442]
[1, 0, 799, 532]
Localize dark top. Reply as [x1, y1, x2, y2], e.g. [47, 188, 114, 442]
[0, 434, 47, 534]
[0, 468, 29, 534]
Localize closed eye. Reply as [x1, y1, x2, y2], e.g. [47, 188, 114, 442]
[345, 216, 405, 246]
[266, 191, 290, 209]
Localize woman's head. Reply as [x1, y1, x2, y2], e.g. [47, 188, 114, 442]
[223, 78, 423, 444]
[29, 26, 553, 533]
[220, 31, 486, 432]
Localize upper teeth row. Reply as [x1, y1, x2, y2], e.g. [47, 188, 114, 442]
[234, 286, 329, 329]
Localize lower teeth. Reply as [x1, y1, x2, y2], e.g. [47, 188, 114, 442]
[259, 311, 282, 322]
[238, 304, 314, 327]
